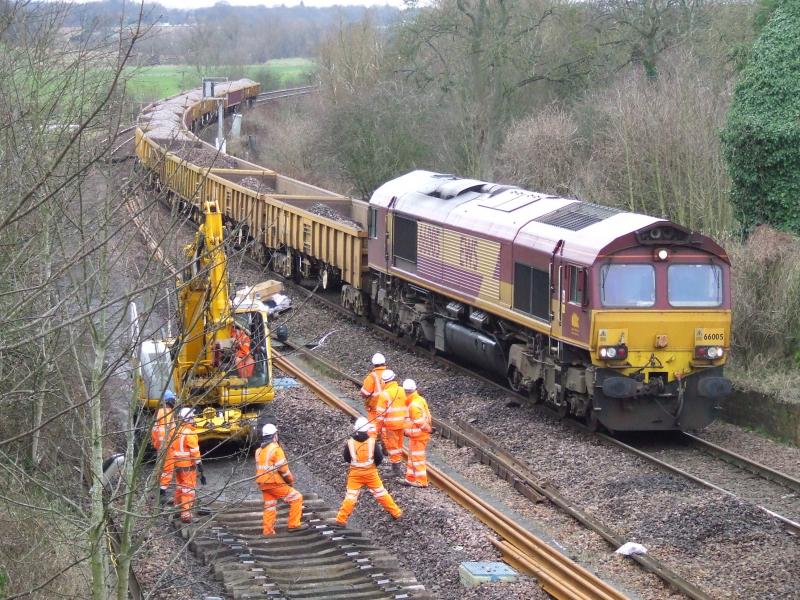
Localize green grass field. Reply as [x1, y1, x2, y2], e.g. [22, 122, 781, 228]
[124, 58, 316, 103]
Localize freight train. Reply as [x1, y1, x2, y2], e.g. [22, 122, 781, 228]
[135, 79, 732, 432]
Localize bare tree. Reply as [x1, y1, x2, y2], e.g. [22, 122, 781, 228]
[0, 2, 175, 598]
[396, 0, 598, 178]
[597, 0, 712, 78]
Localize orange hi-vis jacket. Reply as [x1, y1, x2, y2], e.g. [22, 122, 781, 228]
[255, 442, 293, 486]
[376, 381, 408, 433]
[231, 325, 255, 379]
[360, 366, 386, 412]
[347, 437, 377, 470]
[151, 406, 174, 450]
[169, 423, 200, 468]
[405, 392, 432, 439]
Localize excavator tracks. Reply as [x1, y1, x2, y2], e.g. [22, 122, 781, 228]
[175, 493, 431, 600]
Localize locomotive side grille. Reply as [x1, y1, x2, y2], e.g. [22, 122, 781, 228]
[534, 202, 622, 231]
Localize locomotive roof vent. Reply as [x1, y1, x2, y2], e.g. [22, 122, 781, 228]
[431, 178, 490, 200]
[636, 224, 691, 245]
[533, 201, 622, 231]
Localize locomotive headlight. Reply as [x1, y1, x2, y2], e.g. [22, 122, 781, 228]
[655, 248, 669, 261]
[695, 346, 724, 360]
[599, 345, 628, 360]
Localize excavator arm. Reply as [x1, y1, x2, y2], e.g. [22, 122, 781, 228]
[135, 200, 276, 443]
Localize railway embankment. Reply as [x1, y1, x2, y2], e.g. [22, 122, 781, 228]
[721, 387, 800, 445]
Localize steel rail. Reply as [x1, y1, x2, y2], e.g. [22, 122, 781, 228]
[273, 350, 630, 600]
[596, 432, 800, 535]
[682, 432, 800, 494]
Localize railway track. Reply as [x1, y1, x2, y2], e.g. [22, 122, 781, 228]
[274, 348, 631, 600]
[177, 493, 430, 599]
[600, 432, 800, 534]
[254, 85, 317, 104]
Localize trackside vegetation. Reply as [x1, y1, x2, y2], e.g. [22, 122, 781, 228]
[722, 1, 800, 235]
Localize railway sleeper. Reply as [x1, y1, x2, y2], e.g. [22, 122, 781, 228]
[178, 500, 430, 599]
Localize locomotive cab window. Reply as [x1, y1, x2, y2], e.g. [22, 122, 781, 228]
[393, 215, 418, 269]
[668, 264, 722, 307]
[514, 263, 550, 320]
[368, 208, 378, 239]
[567, 265, 586, 305]
[600, 264, 655, 307]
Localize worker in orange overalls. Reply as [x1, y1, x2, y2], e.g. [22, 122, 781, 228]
[255, 423, 305, 537]
[360, 353, 387, 432]
[231, 322, 255, 379]
[375, 369, 408, 477]
[167, 408, 205, 523]
[151, 390, 177, 503]
[335, 417, 402, 526]
[402, 379, 432, 488]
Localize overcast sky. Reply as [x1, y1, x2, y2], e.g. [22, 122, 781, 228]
[68, 0, 409, 8]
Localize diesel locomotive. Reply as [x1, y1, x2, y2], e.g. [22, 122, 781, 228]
[362, 171, 732, 432]
[135, 81, 732, 432]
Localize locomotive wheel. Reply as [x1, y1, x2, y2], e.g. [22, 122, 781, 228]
[529, 379, 544, 405]
[557, 398, 570, 419]
[507, 367, 524, 394]
[585, 399, 601, 432]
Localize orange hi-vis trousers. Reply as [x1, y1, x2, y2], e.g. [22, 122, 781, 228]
[382, 429, 404, 464]
[367, 409, 379, 439]
[336, 467, 401, 525]
[159, 452, 175, 491]
[405, 435, 430, 486]
[260, 483, 303, 536]
[174, 467, 196, 522]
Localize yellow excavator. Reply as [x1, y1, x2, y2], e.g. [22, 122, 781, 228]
[132, 200, 278, 443]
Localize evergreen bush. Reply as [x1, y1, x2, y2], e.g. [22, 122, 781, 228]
[722, 2, 800, 234]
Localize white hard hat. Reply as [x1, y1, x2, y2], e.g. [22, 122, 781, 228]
[371, 352, 386, 366]
[402, 379, 416, 392]
[380, 369, 396, 383]
[353, 417, 370, 433]
[262, 423, 277, 437]
[178, 407, 194, 422]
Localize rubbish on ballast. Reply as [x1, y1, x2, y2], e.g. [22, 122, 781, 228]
[615, 542, 648, 556]
[273, 377, 300, 389]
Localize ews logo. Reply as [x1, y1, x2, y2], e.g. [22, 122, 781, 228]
[459, 237, 479, 270]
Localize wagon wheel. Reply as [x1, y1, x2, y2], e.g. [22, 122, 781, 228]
[585, 398, 601, 432]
